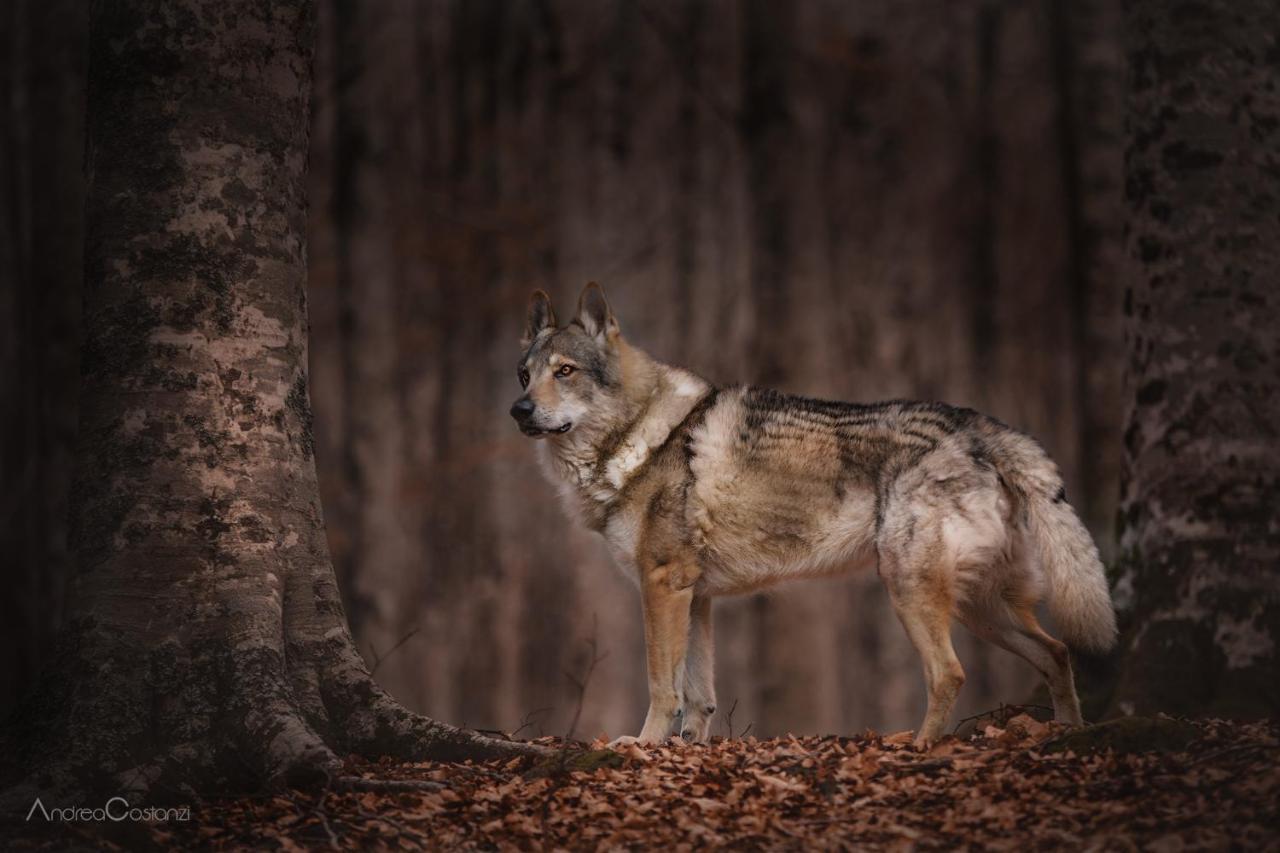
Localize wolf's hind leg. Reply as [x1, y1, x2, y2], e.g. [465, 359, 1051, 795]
[962, 603, 1083, 725]
[679, 595, 716, 742]
[886, 575, 965, 749]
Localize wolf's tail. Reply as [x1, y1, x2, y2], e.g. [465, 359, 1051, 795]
[1025, 492, 1117, 653]
[993, 433, 1117, 653]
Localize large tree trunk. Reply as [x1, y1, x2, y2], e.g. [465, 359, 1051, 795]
[1112, 0, 1280, 717]
[10, 0, 536, 803]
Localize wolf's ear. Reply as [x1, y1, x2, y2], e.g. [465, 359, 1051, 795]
[522, 290, 556, 346]
[576, 282, 619, 340]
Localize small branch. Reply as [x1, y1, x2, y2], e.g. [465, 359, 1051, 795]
[536, 618, 610, 840]
[354, 803, 425, 851]
[953, 702, 1054, 734]
[369, 627, 421, 676]
[564, 615, 608, 745]
[286, 788, 340, 850]
[511, 707, 553, 740]
[310, 794, 341, 850]
[1188, 742, 1280, 766]
[720, 698, 753, 739]
[723, 698, 739, 739]
[472, 728, 513, 741]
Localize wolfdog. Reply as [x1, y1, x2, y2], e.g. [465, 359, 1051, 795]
[510, 283, 1116, 747]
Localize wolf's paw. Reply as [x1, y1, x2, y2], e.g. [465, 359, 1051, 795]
[608, 734, 660, 749]
[678, 724, 710, 743]
[678, 703, 716, 743]
[912, 732, 939, 751]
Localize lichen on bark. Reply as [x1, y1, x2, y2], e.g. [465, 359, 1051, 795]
[1113, 0, 1280, 718]
[7, 0, 541, 805]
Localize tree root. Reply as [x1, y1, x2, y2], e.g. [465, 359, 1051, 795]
[307, 617, 554, 766]
[4, 625, 549, 806]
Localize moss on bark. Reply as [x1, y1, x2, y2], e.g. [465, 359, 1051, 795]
[1044, 717, 1199, 756]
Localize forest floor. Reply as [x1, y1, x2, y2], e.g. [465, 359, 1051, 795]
[8, 713, 1279, 851]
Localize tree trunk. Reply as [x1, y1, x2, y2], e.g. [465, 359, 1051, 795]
[1112, 0, 1280, 718]
[10, 0, 537, 803]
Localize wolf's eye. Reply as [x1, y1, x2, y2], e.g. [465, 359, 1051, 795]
[555, 364, 576, 378]
[518, 367, 530, 388]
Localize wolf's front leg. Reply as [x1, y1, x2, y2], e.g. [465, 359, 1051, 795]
[633, 561, 697, 744]
[678, 594, 716, 742]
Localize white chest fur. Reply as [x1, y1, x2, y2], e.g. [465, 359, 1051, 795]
[545, 369, 708, 506]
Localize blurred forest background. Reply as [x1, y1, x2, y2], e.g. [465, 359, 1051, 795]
[1, 0, 1126, 741]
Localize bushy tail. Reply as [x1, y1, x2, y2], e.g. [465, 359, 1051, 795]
[1025, 493, 1117, 653]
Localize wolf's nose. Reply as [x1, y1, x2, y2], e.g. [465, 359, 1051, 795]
[509, 398, 535, 421]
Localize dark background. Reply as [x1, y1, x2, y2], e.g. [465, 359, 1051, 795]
[1, 0, 1125, 741]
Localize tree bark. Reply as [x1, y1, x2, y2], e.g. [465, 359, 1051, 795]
[1112, 0, 1280, 718]
[9, 0, 539, 803]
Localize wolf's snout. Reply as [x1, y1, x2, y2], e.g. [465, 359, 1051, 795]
[509, 397, 535, 422]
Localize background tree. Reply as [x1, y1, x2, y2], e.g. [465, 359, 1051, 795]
[0, 0, 86, 721]
[7, 0, 530, 801]
[1111, 0, 1280, 717]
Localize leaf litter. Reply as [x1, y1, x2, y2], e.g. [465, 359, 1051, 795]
[12, 716, 1279, 851]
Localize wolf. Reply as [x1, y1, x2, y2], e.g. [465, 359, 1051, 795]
[510, 282, 1117, 748]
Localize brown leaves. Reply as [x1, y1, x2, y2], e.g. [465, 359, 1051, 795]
[29, 718, 1271, 851]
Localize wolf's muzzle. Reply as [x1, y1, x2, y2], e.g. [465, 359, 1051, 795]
[509, 397, 536, 423]
[510, 397, 571, 436]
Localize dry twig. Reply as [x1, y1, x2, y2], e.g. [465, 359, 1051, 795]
[368, 626, 421, 676]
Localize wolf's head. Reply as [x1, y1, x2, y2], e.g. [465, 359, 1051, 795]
[510, 283, 634, 440]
